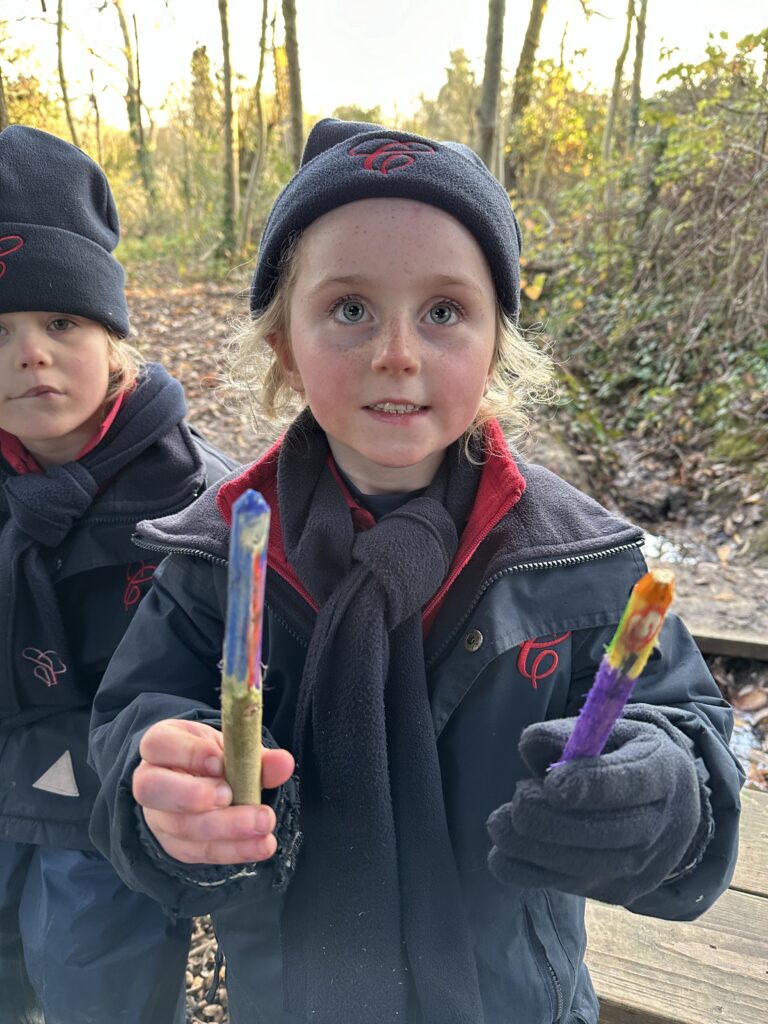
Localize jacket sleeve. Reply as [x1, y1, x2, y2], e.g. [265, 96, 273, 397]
[88, 553, 299, 918]
[568, 613, 745, 921]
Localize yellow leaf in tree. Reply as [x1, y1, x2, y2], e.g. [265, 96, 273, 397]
[523, 272, 547, 301]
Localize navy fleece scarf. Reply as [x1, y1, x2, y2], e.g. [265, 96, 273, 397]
[0, 363, 187, 721]
[279, 411, 484, 1024]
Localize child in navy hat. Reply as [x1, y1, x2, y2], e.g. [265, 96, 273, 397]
[0, 125, 236, 1023]
[89, 119, 742, 1024]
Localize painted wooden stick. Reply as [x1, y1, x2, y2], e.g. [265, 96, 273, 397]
[553, 567, 676, 768]
[221, 489, 270, 805]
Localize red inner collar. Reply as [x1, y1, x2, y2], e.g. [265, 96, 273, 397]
[216, 421, 526, 632]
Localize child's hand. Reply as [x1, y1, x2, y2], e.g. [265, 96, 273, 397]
[486, 709, 711, 906]
[132, 719, 295, 865]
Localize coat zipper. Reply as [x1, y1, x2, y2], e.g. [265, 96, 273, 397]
[133, 536, 644, 660]
[427, 538, 644, 669]
[132, 535, 310, 648]
[131, 535, 228, 566]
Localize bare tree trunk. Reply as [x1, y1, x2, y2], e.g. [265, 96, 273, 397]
[0, 67, 9, 130]
[510, 0, 548, 121]
[56, 0, 79, 146]
[89, 67, 102, 164]
[505, 0, 548, 189]
[477, 0, 506, 172]
[218, 0, 238, 255]
[239, 0, 270, 251]
[628, 0, 648, 147]
[112, 0, 155, 205]
[281, 0, 303, 169]
[602, 0, 634, 162]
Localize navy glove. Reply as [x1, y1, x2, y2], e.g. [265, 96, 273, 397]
[487, 705, 713, 906]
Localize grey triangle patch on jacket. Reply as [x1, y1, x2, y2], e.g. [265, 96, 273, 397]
[32, 750, 80, 797]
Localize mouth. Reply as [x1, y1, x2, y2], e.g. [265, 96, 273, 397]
[366, 401, 427, 415]
[18, 385, 62, 399]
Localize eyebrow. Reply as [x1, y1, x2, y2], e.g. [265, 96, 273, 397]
[305, 273, 486, 296]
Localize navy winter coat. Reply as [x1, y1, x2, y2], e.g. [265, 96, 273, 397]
[89, 442, 743, 1024]
[0, 426, 236, 851]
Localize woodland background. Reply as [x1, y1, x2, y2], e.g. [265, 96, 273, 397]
[3, 0, 766, 574]
[2, 1, 767, 569]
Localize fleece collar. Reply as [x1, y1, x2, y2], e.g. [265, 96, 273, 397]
[213, 420, 526, 629]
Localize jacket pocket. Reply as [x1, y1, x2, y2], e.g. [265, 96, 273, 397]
[524, 902, 565, 1023]
[523, 888, 590, 1024]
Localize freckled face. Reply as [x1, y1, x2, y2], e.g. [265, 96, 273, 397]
[0, 311, 113, 466]
[273, 198, 498, 494]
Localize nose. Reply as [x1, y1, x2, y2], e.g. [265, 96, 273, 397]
[14, 330, 53, 370]
[371, 317, 421, 375]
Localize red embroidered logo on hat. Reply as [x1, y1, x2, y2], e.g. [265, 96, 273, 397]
[0, 235, 24, 279]
[348, 139, 436, 175]
[22, 647, 67, 687]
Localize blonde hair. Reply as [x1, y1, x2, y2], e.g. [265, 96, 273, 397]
[223, 234, 557, 451]
[106, 331, 145, 403]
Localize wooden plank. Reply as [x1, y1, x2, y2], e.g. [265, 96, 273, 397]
[644, 558, 768, 661]
[586, 889, 768, 1024]
[731, 789, 768, 898]
[686, 626, 768, 662]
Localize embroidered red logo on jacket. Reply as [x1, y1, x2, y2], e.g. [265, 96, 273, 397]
[22, 647, 67, 687]
[348, 139, 436, 175]
[0, 235, 24, 279]
[517, 631, 572, 689]
[123, 561, 158, 610]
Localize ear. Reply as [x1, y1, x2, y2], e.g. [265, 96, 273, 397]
[267, 330, 304, 393]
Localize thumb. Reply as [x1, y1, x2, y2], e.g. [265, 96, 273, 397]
[518, 718, 577, 777]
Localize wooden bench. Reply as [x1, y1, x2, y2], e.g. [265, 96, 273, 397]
[585, 789, 768, 1023]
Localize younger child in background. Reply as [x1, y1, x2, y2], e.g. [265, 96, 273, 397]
[89, 119, 743, 1024]
[0, 126, 235, 1023]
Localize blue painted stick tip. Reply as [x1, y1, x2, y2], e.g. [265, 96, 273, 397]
[232, 489, 271, 518]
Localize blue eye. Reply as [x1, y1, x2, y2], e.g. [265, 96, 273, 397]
[50, 318, 76, 331]
[428, 303, 456, 325]
[336, 299, 366, 323]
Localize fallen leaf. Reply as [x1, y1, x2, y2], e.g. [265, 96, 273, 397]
[732, 687, 768, 712]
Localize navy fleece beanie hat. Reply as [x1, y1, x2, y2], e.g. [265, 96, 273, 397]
[0, 125, 129, 336]
[251, 118, 523, 321]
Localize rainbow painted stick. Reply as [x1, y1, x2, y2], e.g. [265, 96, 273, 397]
[553, 568, 676, 768]
[221, 489, 270, 805]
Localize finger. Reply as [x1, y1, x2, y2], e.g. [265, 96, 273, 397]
[488, 846, 594, 896]
[261, 747, 295, 790]
[504, 781, 664, 850]
[146, 802, 276, 844]
[489, 829, 649, 884]
[147, 819, 279, 866]
[518, 719, 575, 777]
[133, 762, 232, 814]
[544, 734, 677, 810]
[139, 720, 225, 777]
